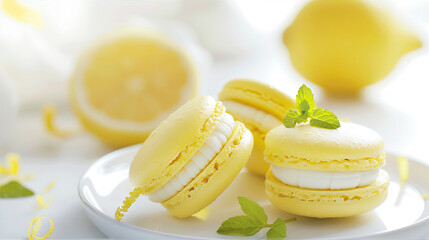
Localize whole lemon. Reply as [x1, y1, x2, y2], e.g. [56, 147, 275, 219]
[283, 0, 422, 94]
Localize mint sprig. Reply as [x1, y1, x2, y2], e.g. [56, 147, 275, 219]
[0, 181, 34, 198]
[284, 84, 340, 129]
[217, 197, 296, 239]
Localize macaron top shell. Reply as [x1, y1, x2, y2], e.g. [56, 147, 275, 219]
[129, 96, 224, 193]
[265, 122, 384, 171]
[218, 79, 295, 120]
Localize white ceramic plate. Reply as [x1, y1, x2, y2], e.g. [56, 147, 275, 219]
[78, 145, 429, 239]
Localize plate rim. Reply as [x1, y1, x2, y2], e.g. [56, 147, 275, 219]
[78, 146, 429, 239]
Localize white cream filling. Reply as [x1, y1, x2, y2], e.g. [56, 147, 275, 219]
[222, 100, 281, 130]
[148, 113, 235, 202]
[271, 164, 380, 190]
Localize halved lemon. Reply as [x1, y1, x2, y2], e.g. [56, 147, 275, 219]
[70, 31, 198, 146]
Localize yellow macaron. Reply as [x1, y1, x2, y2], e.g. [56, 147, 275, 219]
[115, 96, 253, 219]
[265, 122, 389, 218]
[218, 79, 295, 176]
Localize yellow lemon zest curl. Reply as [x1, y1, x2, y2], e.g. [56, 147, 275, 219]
[20, 173, 36, 181]
[36, 180, 56, 209]
[42, 180, 56, 194]
[0, 153, 36, 181]
[0, 153, 35, 181]
[397, 156, 409, 186]
[36, 195, 53, 209]
[0, 153, 20, 176]
[28, 217, 54, 240]
[115, 187, 146, 221]
[43, 104, 81, 138]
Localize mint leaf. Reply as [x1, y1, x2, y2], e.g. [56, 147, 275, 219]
[298, 100, 310, 114]
[284, 108, 308, 128]
[0, 181, 34, 198]
[217, 197, 296, 238]
[296, 111, 309, 124]
[284, 84, 341, 130]
[283, 109, 300, 128]
[217, 215, 263, 236]
[238, 196, 267, 225]
[267, 218, 286, 239]
[310, 108, 341, 129]
[296, 84, 316, 113]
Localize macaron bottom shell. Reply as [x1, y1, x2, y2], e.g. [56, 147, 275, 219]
[244, 131, 268, 176]
[226, 111, 274, 177]
[265, 169, 389, 218]
[162, 122, 253, 218]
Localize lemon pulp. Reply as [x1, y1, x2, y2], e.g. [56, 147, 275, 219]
[71, 32, 197, 146]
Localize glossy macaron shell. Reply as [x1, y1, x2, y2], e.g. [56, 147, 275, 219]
[265, 122, 385, 171]
[129, 96, 224, 193]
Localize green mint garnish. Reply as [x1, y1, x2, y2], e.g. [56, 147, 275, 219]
[296, 85, 315, 114]
[217, 197, 296, 239]
[284, 84, 340, 129]
[217, 215, 262, 236]
[283, 109, 300, 128]
[0, 181, 34, 198]
[267, 218, 287, 239]
[238, 195, 267, 225]
[310, 108, 341, 129]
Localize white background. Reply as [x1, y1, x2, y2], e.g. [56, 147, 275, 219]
[0, 0, 429, 238]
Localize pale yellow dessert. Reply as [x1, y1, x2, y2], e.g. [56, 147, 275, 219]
[115, 96, 253, 219]
[265, 122, 389, 218]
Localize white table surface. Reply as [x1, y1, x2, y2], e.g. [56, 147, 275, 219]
[1, 2, 429, 237]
